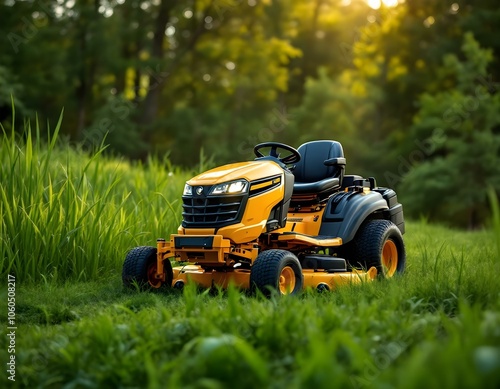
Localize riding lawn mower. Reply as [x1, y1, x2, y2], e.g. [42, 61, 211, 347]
[122, 140, 406, 295]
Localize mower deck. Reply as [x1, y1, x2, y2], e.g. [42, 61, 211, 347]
[171, 264, 378, 291]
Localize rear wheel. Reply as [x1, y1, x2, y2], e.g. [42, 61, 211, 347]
[250, 249, 303, 296]
[341, 220, 405, 278]
[122, 246, 173, 290]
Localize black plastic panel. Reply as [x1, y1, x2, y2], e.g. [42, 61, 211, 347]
[319, 190, 389, 243]
[174, 236, 214, 249]
[302, 255, 347, 271]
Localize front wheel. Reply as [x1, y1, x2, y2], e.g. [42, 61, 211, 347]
[250, 249, 303, 296]
[343, 220, 406, 278]
[122, 246, 173, 290]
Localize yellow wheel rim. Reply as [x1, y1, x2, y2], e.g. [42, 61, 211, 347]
[279, 266, 296, 294]
[382, 239, 398, 277]
[147, 262, 162, 288]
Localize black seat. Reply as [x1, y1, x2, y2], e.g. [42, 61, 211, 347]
[292, 140, 345, 196]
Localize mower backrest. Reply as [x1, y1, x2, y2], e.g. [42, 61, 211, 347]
[292, 140, 345, 197]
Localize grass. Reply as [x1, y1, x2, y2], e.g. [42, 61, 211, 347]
[1, 117, 192, 282]
[1, 122, 500, 387]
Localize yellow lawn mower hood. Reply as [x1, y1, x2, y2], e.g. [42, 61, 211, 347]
[185, 161, 284, 187]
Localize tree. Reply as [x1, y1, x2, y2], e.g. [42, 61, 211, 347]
[287, 68, 373, 175]
[400, 33, 500, 228]
[0, 65, 27, 124]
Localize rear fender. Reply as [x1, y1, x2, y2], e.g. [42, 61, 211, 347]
[319, 191, 388, 244]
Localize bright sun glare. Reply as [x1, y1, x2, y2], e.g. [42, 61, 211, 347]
[366, 0, 399, 9]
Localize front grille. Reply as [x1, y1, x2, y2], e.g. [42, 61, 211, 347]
[182, 193, 247, 227]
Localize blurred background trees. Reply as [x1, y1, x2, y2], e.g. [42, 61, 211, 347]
[1, 0, 499, 227]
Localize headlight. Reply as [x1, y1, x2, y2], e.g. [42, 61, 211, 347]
[210, 180, 248, 195]
[183, 184, 192, 196]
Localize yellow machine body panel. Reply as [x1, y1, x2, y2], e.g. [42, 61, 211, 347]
[178, 228, 216, 235]
[217, 187, 283, 243]
[281, 209, 325, 236]
[187, 161, 283, 186]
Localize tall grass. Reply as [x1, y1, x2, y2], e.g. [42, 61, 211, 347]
[488, 188, 500, 260]
[0, 115, 191, 282]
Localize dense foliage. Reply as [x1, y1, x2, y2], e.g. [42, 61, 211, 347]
[1, 0, 500, 223]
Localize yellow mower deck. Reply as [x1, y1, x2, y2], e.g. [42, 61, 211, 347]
[170, 265, 378, 292]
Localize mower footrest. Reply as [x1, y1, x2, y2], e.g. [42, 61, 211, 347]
[277, 233, 342, 247]
[302, 255, 347, 271]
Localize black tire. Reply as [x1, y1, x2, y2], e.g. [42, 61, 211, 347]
[250, 249, 303, 296]
[122, 246, 173, 290]
[340, 220, 405, 278]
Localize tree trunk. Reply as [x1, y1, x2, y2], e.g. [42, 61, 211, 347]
[75, 26, 88, 140]
[139, 0, 173, 127]
[75, 0, 99, 140]
[139, 0, 214, 129]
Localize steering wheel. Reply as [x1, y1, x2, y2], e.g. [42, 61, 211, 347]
[253, 142, 301, 165]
